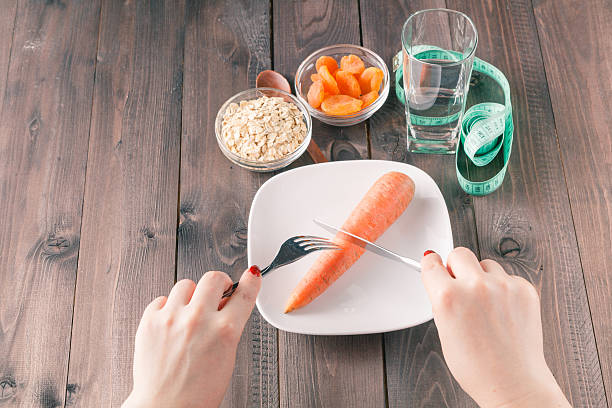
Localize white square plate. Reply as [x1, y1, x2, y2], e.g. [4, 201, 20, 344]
[249, 160, 453, 335]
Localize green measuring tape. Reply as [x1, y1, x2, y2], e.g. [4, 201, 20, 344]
[393, 48, 514, 196]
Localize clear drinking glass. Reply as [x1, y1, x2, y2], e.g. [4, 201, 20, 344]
[402, 9, 478, 154]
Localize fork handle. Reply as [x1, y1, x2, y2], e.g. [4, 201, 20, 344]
[222, 282, 239, 298]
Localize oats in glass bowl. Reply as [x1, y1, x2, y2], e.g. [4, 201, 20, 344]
[221, 96, 307, 162]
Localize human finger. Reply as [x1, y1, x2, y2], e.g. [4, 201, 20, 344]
[421, 250, 453, 297]
[220, 266, 262, 330]
[480, 259, 508, 277]
[446, 247, 483, 279]
[511, 275, 540, 300]
[144, 295, 168, 314]
[165, 279, 197, 310]
[190, 271, 233, 312]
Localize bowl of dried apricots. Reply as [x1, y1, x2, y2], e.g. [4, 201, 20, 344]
[295, 44, 389, 126]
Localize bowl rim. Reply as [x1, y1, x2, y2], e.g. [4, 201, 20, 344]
[294, 44, 390, 122]
[402, 8, 478, 67]
[214, 87, 313, 168]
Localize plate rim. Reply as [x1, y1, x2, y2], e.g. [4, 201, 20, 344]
[249, 159, 453, 335]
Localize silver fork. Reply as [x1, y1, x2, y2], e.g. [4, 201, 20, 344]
[221, 235, 341, 298]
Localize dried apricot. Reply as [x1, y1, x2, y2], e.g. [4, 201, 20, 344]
[358, 67, 384, 94]
[311, 73, 322, 82]
[360, 90, 378, 108]
[340, 54, 365, 75]
[307, 80, 325, 109]
[318, 65, 340, 95]
[335, 70, 361, 99]
[316, 56, 338, 75]
[321, 94, 363, 115]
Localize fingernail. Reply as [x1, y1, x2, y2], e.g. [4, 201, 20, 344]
[249, 265, 261, 277]
[424, 250, 436, 256]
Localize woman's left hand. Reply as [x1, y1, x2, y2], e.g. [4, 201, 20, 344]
[122, 266, 262, 408]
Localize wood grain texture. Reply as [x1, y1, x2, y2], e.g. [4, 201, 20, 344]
[0, 1, 607, 408]
[65, 0, 184, 406]
[359, 0, 481, 406]
[0, 0, 100, 406]
[532, 0, 612, 399]
[178, 1, 277, 407]
[0, 0, 17, 116]
[448, 0, 606, 406]
[281, 334, 384, 408]
[274, 1, 384, 407]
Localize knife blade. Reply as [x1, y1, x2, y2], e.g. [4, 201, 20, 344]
[313, 219, 421, 271]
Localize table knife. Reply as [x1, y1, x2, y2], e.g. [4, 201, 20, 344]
[313, 219, 421, 271]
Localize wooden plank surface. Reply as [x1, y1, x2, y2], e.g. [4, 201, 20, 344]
[0, 0, 17, 116]
[532, 0, 612, 399]
[178, 1, 277, 407]
[273, 0, 385, 407]
[448, 0, 607, 406]
[0, 1, 608, 407]
[0, 0, 100, 406]
[65, 1, 185, 406]
[359, 0, 481, 406]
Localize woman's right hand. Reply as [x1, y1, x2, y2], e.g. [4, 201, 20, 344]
[421, 247, 571, 408]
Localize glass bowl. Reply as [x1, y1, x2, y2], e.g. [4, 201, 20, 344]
[295, 44, 390, 127]
[215, 88, 312, 172]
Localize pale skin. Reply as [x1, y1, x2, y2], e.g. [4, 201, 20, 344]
[123, 248, 571, 408]
[421, 247, 571, 408]
[122, 267, 261, 408]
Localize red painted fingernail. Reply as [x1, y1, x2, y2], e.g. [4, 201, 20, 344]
[249, 265, 261, 277]
[424, 250, 436, 256]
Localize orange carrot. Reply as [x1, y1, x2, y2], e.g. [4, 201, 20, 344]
[284, 171, 415, 313]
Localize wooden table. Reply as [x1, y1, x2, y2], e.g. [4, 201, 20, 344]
[0, 0, 610, 406]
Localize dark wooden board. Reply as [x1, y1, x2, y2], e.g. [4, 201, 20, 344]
[359, 0, 481, 406]
[447, 0, 606, 406]
[0, 1, 607, 407]
[65, 1, 185, 406]
[273, 0, 385, 407]
[0, 0, 100, 406]
[177, 1, 277, 407]
[532, 0, 612, 399]
[0, 0, 17, 115]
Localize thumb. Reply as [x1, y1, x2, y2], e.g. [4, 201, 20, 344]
[220, 266, 262, 330]
[421, 251, 453, 298]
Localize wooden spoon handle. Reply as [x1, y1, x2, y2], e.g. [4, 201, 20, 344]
[306, 139, 328, 163]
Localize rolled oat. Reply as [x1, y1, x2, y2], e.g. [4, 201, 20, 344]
[221, 96, 307, 161]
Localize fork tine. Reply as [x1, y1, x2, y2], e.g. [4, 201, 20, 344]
[303, 244, 342, 251]
[296, 239, 336, 247]
[293, 235, 332, 242]
[298, 238, 340, 246]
